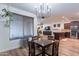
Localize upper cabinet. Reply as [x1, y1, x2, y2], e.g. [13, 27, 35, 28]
[64, 23, 70, 29]
[64, 21, 79, 29]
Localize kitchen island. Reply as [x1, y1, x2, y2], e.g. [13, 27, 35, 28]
[53, 29, 70, 40]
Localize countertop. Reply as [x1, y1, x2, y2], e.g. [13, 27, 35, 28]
[52, 29, 70, 33]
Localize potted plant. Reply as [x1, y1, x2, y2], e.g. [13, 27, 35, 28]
[1, 8, 12, 27]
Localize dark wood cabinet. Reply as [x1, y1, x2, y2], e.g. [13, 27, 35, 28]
[65, 32, 70, 38]
[53, 32, 70, 40]
[53, 33, 60, 40]
[77, 33, 79, 39]
[64, 23, 70, 29]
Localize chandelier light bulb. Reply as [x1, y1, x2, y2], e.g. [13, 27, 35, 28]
[35, 3, 52, 19]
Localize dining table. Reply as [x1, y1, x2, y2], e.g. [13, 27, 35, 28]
[32, 39, 55, 56]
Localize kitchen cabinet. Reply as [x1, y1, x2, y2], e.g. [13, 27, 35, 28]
[53, 31, 70, 40]
[64, 23, 70, 29]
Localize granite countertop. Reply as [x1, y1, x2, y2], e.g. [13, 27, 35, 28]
[52, 29, 70, 33]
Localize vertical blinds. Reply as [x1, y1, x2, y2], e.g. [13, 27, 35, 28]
[10, 13, 34, 40]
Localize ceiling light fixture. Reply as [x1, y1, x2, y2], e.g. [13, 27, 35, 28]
[34, 3, 52, 19]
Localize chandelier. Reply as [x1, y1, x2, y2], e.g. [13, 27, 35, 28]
[34, 3, 52, 19]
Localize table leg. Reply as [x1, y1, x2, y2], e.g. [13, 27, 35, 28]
[52, 43, 54, 56]
[31, 42, 35, 56]
[33, 43, 35, 56]
[42, 47, 45, 56]
[34, 44, 35, 56]
[28, 43, 30, 56]
[28, 42, 31, 56]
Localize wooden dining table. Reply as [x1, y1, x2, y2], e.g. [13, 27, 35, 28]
[32, 39, 55, 56]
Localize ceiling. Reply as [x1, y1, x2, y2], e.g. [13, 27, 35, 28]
[5, 3, 79, 23]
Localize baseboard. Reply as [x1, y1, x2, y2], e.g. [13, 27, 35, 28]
[0, 45, 20, 52]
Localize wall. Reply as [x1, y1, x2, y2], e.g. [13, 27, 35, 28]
[0, 4, 37, 52]
[51, 21, 64, 30]
[42, 21, 64, 30]
[42, 16, 71, 31]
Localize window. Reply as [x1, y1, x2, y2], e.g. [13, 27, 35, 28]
[10, 13, 34, 40]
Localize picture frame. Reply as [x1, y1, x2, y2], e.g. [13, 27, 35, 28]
[53, 24, 56, 27]
[57, 24, 60, 27]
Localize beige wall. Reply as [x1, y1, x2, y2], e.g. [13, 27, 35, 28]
[42, 16, 71, 30]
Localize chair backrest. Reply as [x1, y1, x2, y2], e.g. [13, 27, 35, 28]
[32, 36, 39, 40]
[40, 35, 48, 40]
[48, 35, 54, 40]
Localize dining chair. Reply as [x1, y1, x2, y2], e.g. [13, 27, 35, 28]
[48, 35, 55, 40]
[27, 37, 33, 56]
[32, 36, 39, 40]
[32, 36, 43, 55]
[27, 36, 42, 56]
[53, 40, 60, 56]
[46, 40, 60, 56]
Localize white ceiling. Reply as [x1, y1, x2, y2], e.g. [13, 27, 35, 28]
[6, 3, 79, 16]
[5, 3, 79, 23]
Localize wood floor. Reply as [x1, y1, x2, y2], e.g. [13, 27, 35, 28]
[0, 48, 28, 56]
[59, 38, 79, 56]
[0, 38, 79, 56]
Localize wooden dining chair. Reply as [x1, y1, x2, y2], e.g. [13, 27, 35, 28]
[27, 36, 42, 56]
[32, 36, 39, 40]
[53, 40, 60, 56]
[46, 40, 60, 56]
[32, 36, 43, 55]
[48, 35, 55, 40]
[27, 36, 35, 56]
